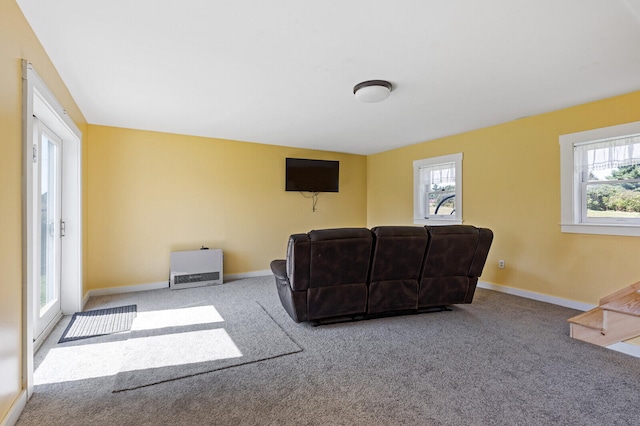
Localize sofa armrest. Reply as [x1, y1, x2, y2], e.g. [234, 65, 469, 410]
[270, 259, 288, 282]
[287, 234, 311, 291]
[469, 228, 494, 277]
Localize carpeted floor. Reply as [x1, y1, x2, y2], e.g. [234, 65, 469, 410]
[18, 276, 640, 425]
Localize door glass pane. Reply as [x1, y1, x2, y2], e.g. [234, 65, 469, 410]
[40, 137, 58, 309]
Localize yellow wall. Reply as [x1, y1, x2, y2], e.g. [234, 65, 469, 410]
[0, 0, 87, 421]
[368, 90, 640, 306]
[86, 125, 367, 290]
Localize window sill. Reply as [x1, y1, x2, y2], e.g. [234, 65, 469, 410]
[414, 218, 463, 226]
[560, 223, 640, 237]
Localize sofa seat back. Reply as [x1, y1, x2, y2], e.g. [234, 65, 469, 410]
[369, 226, 429, 313]
[419, 226, 480, 308]
[306, 228, 373, 320]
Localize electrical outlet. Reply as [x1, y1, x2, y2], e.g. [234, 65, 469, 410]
[498, 260, 505, 269]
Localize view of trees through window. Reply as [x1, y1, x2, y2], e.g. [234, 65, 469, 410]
[428, 183, 455, 216]
[586, 164, 640, 218]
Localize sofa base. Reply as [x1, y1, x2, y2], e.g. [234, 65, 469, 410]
[310, 305, 452, 326]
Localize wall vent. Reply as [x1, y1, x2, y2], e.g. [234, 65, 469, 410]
[170, 249, 223, 289]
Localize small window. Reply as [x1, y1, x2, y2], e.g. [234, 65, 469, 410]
[413, 153, 462, 225]
[560, 121, 640, 236]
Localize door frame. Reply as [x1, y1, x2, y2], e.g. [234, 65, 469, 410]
[22, 60, 83, 398]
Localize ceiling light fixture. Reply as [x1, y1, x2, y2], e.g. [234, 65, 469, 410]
[353, 80, 392, 103]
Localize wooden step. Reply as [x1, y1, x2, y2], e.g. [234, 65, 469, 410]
[599, 281, 640, 306]
[570, 310, 640, 347]
[600, 290, 640, 317]
[568, 307, 604, 331]
[569, 281, 640, 347]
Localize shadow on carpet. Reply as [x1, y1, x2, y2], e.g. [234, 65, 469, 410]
[112, 301, 301, 392]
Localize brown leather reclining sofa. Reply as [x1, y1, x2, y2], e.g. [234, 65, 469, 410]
[270, 225, 493, 323]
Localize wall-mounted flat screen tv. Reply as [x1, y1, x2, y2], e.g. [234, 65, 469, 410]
[286, 158, 339, 192]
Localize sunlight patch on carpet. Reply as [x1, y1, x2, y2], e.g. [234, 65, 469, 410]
[35, 340, 126, 385]
[119, 329, 242, 372]
[132, 305, 224, 331]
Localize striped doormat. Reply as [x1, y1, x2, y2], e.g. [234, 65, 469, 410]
[58, 305, 137, 343]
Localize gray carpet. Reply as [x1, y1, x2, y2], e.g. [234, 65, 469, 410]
[113, 300, 301, 391]
[58, 305, 137, 343]
[19, 276, 640, 425]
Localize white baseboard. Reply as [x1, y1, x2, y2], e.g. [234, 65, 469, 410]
[1, 390, 27, 426]
[477, 281, 640, 358]
[477, 281, 597, 311]
[224, 269, 271, 281]
[83, 281, 169, 307]
[82, 270, 273, 305]
[605, 342, 640, 358]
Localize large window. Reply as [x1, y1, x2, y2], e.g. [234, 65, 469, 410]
[413, 153, 462, 225]
[560, 121, 640, 236]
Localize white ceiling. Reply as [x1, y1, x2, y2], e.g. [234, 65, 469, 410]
[17, 0, 640, 155]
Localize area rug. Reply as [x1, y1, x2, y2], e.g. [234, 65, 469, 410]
[59, 305, 137, 343]
[112, 301, 302, 392]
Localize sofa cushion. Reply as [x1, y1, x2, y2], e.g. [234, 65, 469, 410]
[422, 225, 479, 277]
[419, 225, 480, 307]
[368, 280, 419, 313]
[307, 228, 372, 289]
[370, 226, 428, 282]
[368, 226, 429, 313]
[419, 276, 470, 307]
[307, 284, 368, 320]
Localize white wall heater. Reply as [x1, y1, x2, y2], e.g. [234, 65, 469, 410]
[170, 249, 223, 289]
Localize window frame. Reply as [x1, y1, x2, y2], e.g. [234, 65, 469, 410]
[413, 153, 463, 225]
[559, 120, 640, 236]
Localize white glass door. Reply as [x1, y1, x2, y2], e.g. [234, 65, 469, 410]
[34, 121, 63, 340]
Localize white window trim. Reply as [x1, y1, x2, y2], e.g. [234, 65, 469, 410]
[560, 120, 640, 236]
[413, 153, 463, 225]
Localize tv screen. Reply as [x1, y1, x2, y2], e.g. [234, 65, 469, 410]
[286, 158, 339, 192]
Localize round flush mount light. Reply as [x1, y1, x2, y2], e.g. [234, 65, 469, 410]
[353, 80, 392, 103]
